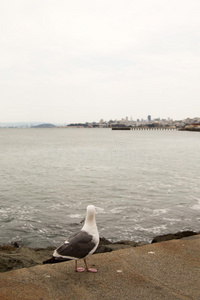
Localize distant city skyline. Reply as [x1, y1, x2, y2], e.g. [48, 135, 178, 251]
[1, 115, 199, 128]
[1, 1, 200, 124]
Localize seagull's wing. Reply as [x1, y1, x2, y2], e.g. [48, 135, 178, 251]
[55, 230, 96, 259]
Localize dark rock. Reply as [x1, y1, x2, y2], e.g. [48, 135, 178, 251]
[95, 238, 149, 253]
[34, 246, 55, 252]
[0, 245, 15, 252]
[151, 231, 197, 243]
[99, 237, 112, 245]
[11, 241, 24, 248]
[133, 241, 149, 247]
[0, 247, 55, 273]
[113, 240, 138, 247]
[95, 245, 113, 254]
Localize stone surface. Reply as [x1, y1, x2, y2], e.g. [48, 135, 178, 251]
[0, 238, 147, 273]
[0, 235, 200, 300]
[1, 231, 199, 273]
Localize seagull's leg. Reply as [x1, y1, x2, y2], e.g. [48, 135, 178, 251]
[75, 260, 85, 272]
[84, 259, 98, 273]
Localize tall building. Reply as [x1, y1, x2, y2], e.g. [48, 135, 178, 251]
[148, 115, 151, 122]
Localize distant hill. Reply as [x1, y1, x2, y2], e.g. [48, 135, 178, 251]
[31, 123, 56, 128]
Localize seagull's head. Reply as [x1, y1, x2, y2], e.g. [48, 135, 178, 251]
[87, 205, 96, 214]
[86, 205, 96, 221]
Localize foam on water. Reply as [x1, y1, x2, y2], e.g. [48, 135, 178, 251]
[152, 209, 169, 216]
[69, 214, 82, 219]
[134, 224, 168, 235]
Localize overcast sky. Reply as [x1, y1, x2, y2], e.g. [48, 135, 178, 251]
[1, 0, 200, 123]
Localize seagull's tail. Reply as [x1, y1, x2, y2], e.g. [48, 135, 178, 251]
[43, 256, 71, 264]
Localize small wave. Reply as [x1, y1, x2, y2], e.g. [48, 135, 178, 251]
[142, 207, 168, 216]
[95, 207, 106, 214]
[163, 218, 182, 222]
[69, 214, 82, 219]
[110, 207, 126, 214]
[0, 216, 15, 223]
[191, 196, 200, 210]
[38, 228, 49, 234]
[134, 224, 167, 234]
[50, 203, 70, 211]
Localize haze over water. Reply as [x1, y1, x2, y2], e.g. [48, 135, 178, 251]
[0, 128, 199, 247]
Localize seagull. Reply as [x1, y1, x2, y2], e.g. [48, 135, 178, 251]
[43, 205, 99, 272]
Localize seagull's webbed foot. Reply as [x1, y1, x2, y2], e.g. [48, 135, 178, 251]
[86, 268, 98, 273]
[75, 261, 85, 272]
[84, 259, 98, 273]
[76, 267, 85, 272]
[75, 259, 98, 273]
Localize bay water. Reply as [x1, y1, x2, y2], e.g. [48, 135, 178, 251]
[0, 128, 199, 247]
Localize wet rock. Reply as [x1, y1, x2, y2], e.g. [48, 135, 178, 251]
[0, 246, 55, 273]
[113, 240, 138, 246]
[95, 238, 149, 253]
[95, 245, 113, 254]
[0, 245, 16, 252]
[11, 241, 24, 248]
[99, 237, 112, 245]
[151, 231, 198, 243]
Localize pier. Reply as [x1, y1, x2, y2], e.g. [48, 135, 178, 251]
[112, 126, 177, 130]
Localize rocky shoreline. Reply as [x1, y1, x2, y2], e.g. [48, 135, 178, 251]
[0, 230, 198, 273]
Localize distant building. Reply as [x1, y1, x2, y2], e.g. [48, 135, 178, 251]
[148, 115, 151, 122]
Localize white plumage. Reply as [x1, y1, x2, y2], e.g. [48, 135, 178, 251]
[43, 205, 99, 272]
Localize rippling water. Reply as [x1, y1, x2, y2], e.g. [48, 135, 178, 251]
[0, 128, 199, 247]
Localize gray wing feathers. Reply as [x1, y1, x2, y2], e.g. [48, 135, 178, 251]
[56, 230, 95, 259]
[68, 230, 93, 244]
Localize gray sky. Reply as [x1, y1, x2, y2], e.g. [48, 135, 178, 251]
[1, 0, 200, 124]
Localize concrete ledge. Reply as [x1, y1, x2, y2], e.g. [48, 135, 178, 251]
[0, 235, 200, 300]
